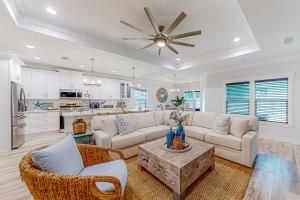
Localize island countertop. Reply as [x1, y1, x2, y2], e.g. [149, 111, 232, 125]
[61, 108, 147, 118]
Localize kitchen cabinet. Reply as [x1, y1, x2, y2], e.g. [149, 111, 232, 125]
[21, 69, 32, 98]
[21, 68, 60, 99]
[10, 58, 21, 83]
[84, 85, 101, 100]
[101, 78, 120, 99]
[120, 81, 132, 99]
[59, 70, 83, 90]
[31, 70, 47, 99]
[46, 71, 59, 99]
[26, 111, 59, 134]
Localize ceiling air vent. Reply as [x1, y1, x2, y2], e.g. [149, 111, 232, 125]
[284, 36, 294, 45]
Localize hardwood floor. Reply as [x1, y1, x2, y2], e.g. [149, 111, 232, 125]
[0, 132, 299, 200]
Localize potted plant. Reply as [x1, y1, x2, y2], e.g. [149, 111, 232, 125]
[171, 96, 185, 107]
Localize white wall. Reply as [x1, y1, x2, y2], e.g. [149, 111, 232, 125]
[0, 56, 11, 151]
[205, 58, 300, 144]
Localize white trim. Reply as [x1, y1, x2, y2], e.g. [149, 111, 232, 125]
[223, 73, 294, 127]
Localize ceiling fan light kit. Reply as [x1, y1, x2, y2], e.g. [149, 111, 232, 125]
[120, 7, 202, 55]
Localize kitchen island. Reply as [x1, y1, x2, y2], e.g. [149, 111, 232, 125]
[62, 109, 148, 134]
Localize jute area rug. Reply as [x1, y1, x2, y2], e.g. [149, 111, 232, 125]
[125, 156, 252, 200]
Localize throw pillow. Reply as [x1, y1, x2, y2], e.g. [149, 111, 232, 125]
[230, 118, 249, 138]
[116, 115, 135, 135]
[31, 134, 84, 175]
[213, 115, 231, 135]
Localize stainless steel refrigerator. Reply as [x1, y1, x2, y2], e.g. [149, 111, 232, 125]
[11, 82, 26, 149]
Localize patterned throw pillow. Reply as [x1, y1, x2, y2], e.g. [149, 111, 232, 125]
[213, 116, 231, 135]
[116, 115, 135, 135]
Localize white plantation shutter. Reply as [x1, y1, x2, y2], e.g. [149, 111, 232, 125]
[255, 78, 288, 124]
[226, 82, 250, 115]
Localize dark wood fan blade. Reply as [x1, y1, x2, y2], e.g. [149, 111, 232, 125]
[166, 43, 179, 54]
[144, 7, 160, 34]
[165, 12, 187, 35]
[158, 48, 161, 55]
[120, 20, 154, 37]
[122, 38, 153, 40]
[169, 41, 195, 47]
[141, 42, 155, 49]
[169, 30, 202, 40]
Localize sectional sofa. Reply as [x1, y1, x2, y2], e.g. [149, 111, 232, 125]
[91, 111, 259, 167]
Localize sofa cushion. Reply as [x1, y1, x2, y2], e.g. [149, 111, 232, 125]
[91, 115, 118, 137]
[213, 115, 231, 135]
[31, 135, 84, 175]
[184, 126, 210, 141]
[153, 111, 164, 125]
[192, 112, 217, 129]
[138, 125, 169, 141]
[80, 160, 127, 195]
[116, 115, 135, 136]
[230, 118, 249, 138]
[218, 114, 259, 131]
[205, 132, 242, 151]
[112, 131, 146, 149]
[132, 112, 156, 129]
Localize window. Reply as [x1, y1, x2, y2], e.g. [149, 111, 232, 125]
[226, 82, 250, 115]
[184, 91, 201, 111]
[255, 78, 288, 124]
[134, 89, 147, 110]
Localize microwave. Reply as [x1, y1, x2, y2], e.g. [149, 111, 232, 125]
[59, 90, 82, 100]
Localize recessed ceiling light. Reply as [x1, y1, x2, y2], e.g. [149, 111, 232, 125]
[233, 37, 240, 42]
[80, 65, 85, 68]
[46, 7, 56, 15]
[33, 57, 40, 60]
[137, 84, 141, 88]
[176, 58, 180, 61]
[136, 74, 139, 77]
[25, 45, 35, 49]
[112, 70, 116, 73]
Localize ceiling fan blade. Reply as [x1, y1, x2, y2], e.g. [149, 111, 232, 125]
[158, 48, 161, 55]
[120, 20, 154, 37]
[169, 30, 202, 40]
[169, 41, 195, 47]
[165, 12, 187, 35]
[141, 42, 155, 49]
[166, 43, 179, 54]
[144, 7, 160, 34]
[122, 38, 153, 41]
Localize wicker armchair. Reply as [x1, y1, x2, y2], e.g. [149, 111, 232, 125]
[19, 144, 126, 200]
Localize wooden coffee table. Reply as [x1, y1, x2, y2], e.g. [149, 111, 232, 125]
[138, 137, 215, 200]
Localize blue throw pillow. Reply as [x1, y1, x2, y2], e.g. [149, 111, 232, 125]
[31, 134, 84, 175]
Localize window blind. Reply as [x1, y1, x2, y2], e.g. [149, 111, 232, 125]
[255, 78, 288, 124]
[226, 82, 250, 115]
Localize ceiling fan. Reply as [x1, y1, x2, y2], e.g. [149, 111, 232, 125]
[120, 7, 202, 55]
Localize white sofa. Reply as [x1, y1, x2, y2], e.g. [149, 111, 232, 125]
[91, 111, 259, 167]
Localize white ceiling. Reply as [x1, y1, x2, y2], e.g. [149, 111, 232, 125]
[1, 0, 300, 83]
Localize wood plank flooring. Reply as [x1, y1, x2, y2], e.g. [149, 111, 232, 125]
[0, 132, 299, 200]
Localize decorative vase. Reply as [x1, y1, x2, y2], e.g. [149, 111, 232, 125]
[176, 123, 186, 143]
[172, 136, 184, 150]
[166, 127, 175, 148]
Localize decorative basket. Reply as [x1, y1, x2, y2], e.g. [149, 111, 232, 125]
[72, 119, 86, 134]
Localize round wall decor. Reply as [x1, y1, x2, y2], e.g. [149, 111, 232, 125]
[156, 88, 168, 103]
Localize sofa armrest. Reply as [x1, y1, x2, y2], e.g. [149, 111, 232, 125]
[92, 130, 112, 148]
[241, 131, 259, 167]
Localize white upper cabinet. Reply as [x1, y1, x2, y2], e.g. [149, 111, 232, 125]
[84, 85, 101, 100]
[10, 58, 21, 83]
[21, 68, 60, 99]
[120, 81, 132, 99]
[46, 71, 59, 99]
[59, 70, 83, 90]
[31, 70, 47, 99]
[101, 78, 120, 99]
[21, 69, 32, 98]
